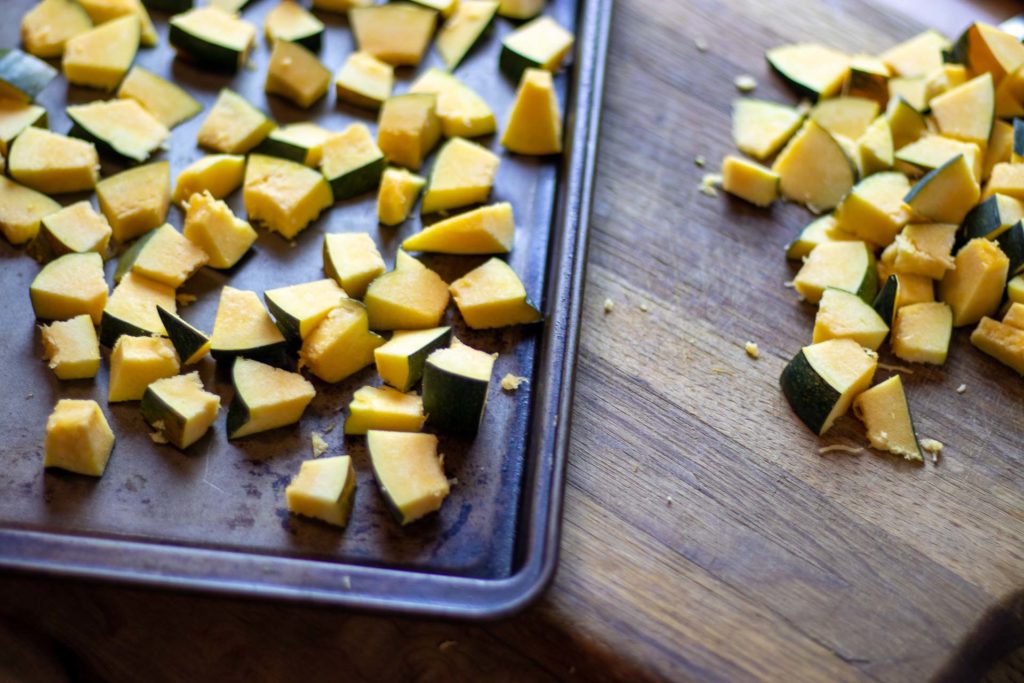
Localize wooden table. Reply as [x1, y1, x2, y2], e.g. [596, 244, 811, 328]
[2, 1, 1022, 681]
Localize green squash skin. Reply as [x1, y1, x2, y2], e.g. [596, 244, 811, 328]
[903, 154, 960, 206]
[1014, 119, 1024, 159]
[765, 52, 828, 101]
[267, 23, 323, 53]
[440, 6, 497, 70]
[779, 349, 842, 436]
[422, 361, 490, 434]
[499, 45, 541, 83]
[142, 0, 194, 11]
[855, 247, 879, 304]
[0, 106, 45, 155]
[157, 306, 209, 365]
[326, 156, 385, 200]
[225, 389, 252, 439]
[959, 195, 1014, 249]
[946, 30, 969, 66]
[387, 327, 452, 392]
[873, 274, 898, 328]
[140, 386, 191, 449]
[366, 437, 424, 525]
[99, 312, 162, 348]
[114, 229, 159, 282]
[0, 49, 57, 103]
[998, 221, 1024, 277]
[254, 134, 315, 165]
[67, 118, 157, 164]
[210, 342, 293, 370]
[168, 19, 246, 72]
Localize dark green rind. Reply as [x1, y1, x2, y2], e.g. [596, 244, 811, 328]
[366, 438, 421, 525]
[210, 342, 292, 370]
[422, 361, 490, 434]
[856, 248, 879, 304]
[326, 156, 385, 200]
[254, 133, 315, 165]
[263, 292, 305, 347]
[168, 17, 246, 71]
[225, 361, 252, 438]
[946, 29, 969, 66]
[959, 195, 1015, 250]
[142, 0, 193, 10]
[442, 5, 498, 70]
[1014, 118, 1024, 160]
[779, 348, 841, 436]
[389, 327, 452, 392]
[499, 45, 541, 83]
[140, 386, 191, 449]
[764, 52, 829, 102]
[157, 305, 209, 365]
[67, 119, 158, 164]
[269, 24, 323, 53]
[0, 106, 46, 153]
[901, 396, 925, 461]
[114, 229, 158, 282]
[0, 49, 57, 103]
[99, 311, 163, 348]
[997, 221, 1024, 276]
[903, 154, 960, 205]
[873, 274, 898, 328]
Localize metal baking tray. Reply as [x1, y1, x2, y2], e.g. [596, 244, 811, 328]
[0, 0, 610, 618]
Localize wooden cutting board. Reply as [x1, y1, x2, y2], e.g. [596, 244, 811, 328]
[0, 0, 1020, 681]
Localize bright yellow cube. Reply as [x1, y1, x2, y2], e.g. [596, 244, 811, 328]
[285, 455, 357, 528]
[108, 335, 180, 402]
[40, 314, 101, 380]
[721, 154, 780, 207]
[344, 385, 425, 435]
[450, 257, 541, 329]
[44, 399, 115, 476]
[892, 301, 952, 364]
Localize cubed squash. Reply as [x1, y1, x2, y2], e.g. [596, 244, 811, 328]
[169, 6, 256, 71]
[322, 232, 385, 299]
[771, 119, 856, 213]
[257, 123, 331, 167]
[100, 272, 174, 347]
[890, 223, 957, 280]
[720, 155, 779, 207]
[765, 43, 849, 101]
[886, 95, 928, 149]
[500, 68, 562, 156]
[117, 66, 202, 129]
[141, 372, 220, 449]
[810, 96, 879, 140]
[374, 326, 452, 392]
[265, 39, 331, 109]
[785, 214, 855, 261]
[264, 278, 348, 344]
[881, 30, 948, 78]
[894, 135, 982, 180]
[61, 14, 138, 90]
[44, 399, 115, 476]
[1002, 302, 1024, 330]
[364, 252, 449, 330]
[264, 0, 325, 52]
[1007, 274, 1024, 304]
[779, 338, 877, 435]
[366, 430, 448, 525]
[243, 154, 333, 239]
[77, 0, 156, 47]
[198, 89, 275, 154]
[812, 288, 889, 350]
[847, 54, 891, 105]
[421, 138, 500, 214]
[422, 338, 496, 434]
[983, 120, 1013, 180]
[856, 116, 894, 175]
[227, 358, 315, 439]
[0, 99, 47, 156]
[285, 456, 357, 528]
[30, 252, 108, 324]
[0, 48, 57, 103]
[96, 161, 171, 243]
[939, 237, 1009, 326]
[66, 98, 170, 163]
[108, 335, 180, 402]
[334, 51, 393, 110]
[499, 15, 573, 81]
[793, 241, 877, 304]
[21, 0, 93, 59]
[971, 316, 1024, 373]
[731, 98, 804, 161]
[299, 299, 384, 383]
[872, 273, 934, 328]
[0, 175, 60, 245]
[156, 306, 210, 365]
[40, 314, 101, 380]
[210, 286, 289, 366]
[377, 167, 426, 226]
[409, 68, 496, 138]
[344, 385, 425, 435]
[8, 127, 98, 194]
[852, 375, 923, 461]
[891, 301, 952, 364]
[929, 73, 994, 148]
[403, 202, 514, 254]
[378, 94, 441, 171]
[984, 163, 1024, 201]
[320, 123, 385, 199]
[436, 0, 499, 70]
[904, 154, 979, 225]
[349, 3, 437, 66]
[449, 257, 541, 329]
[29, 201, 111, 263]
[173, 154, 246, 206]
[182, 191, 256, 269]
[115, 224, 208, 288]
[887, 76, 928, 112]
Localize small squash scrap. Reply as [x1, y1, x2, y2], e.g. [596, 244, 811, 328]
[939, 237, 1009, 326]
[409, 68, 496, 138]
[299, 299, 383, 382]
[765, 43, 849, 101]
[793, 241, 877, 304]
[182, 191, 256, 269]
[156, 306, 210, 365]
[21, 0, 93, 58]
[265, 40, 331, 109]
[403, 202, 514, 254]
[499, 15, 574, 81]
[721, 155, 779, 207]
[852, 375, 923, 462]
[0, 175, 60, 245]
[8, 127, 98, 194]
[243, 154, 333, 239]
[227, 358, 316, 439]
[67, 99, 169, 163]
[0, 99, 47, 156]
[30, 201, 111, 262]
[99, 271, 175, 347]
[812, 288, 890, 351]
[173, 155, 246, 207]
[168, 6, 256, 71]
[344, 385, 425, 435]
[374, 326, 452, 392]
[30, 252, 108, 325]
[971, 315, 1024, 373]
[115, 224, 208, 288]
[210, 286, 289, 366]
[730, 98, 804, 161]
[198, 90, 275, 156]
[771, 119, 856, 213]
[107, 335, 179, 402]
[449, 257, 541, 329]
[422, 338, 496, 434]
[779, 338, 877, 436]
[285, 456, 357, 528]
[117, 66, 202, 129]
[264, 0, 325, 52]
[349, 3, 437, 67]
[40, 314, 101, 380]
[141, 372, 220, 450]
[61, 14, 138, 90]
[436, 0, 499, 70]
[320, 124, 385, 199]
[0, 48, 57, 103]
[377, 167, 426, 226]
[904, 154, 979, 225]
[364, 251, 450, 330]
[891, 301, 952, 364]
[894, 135, 982, 180]
[929, 73, 994, 148]
[96, 161, 171, 243]
[378, 94, 441, 171]
[264, 278, 348, 344]
[889, 223, 957, 280]
[334, 51, 393, 110]
[44, 399, 115, 476]
[366, 430, 449, 525]
[258, 123, 331, 167]
[501, 68, 562, 155]
[421, 138, 500, 214]
[322, 232, 385, 299]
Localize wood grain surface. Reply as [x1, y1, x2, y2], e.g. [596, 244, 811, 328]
[2, 0, 1023, 682]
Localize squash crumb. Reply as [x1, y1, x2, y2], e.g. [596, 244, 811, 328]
[711, 366, 735, 376]
[176, 293, 197, 306]
[818, 444, 864, 455]
[877, 362, 913, 374]
[666, 496, 673, 506]
[956, 384, 967, 394]
[603, 297, 615, 313]
[632, 463, 639, 473]
[744, 341, 760, 359]
[734, 74, 757, 93]
[323, 422, 336, 433]
[698, 173, 722, 197]
[920, 438, 943, 464]
[439, 640, 458, 653]
[695, 155, 706, 167]
[783, 280, 795, 288]
[311, 431, 328, 457]
[149, 430, 168, 445]
[501, 374, 528, 391]
[447, 477, 459, 487]
[639, 303, 649, 312]
[694, 37, 708, 52]
[342, 575, 351, 590]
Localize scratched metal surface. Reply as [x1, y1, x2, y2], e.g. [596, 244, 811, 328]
[0, 0, 579, 587]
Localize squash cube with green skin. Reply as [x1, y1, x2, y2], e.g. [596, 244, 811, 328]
[174, 155, 246, 207]
[779, 338, 877, 436]
[108, 335, 180, 402]
[436, 1, 499, 70]
[765, 43, 849, 101]
[422, 339, 496, 434]
[244, 154, 333, 240]
[257, 123, 331, 167]
[971, 316, 1024, 373]
[853, 375, 923, 461]
[349, 4, 437, 66]
[810, 97, 879, 140]
[169, 7, 256, 72]
[78, 0, 156, 47]
[344, 385, 425, 435]
[62, 14, 139, 91]
[100, 272, 175, 347]
[334, 51, 393, 110]
[890, 223, 957, 280]
[227, 358, 316, 439]
[378, 94, 441, 172]
[410, 68, 495, 139]
[500, 15, 574, 81]
[265, 40, 331, 109]
[115, 224, 209, 288]
[0, 175, 60, 245]
[67, 98, 169, 163]
[96, 161, 171, 243]
[894, 135, 982, 181]
[44, 399, 115, 477]
[892, 302, 953, 364]
[940, 238, 1009, 327]
[885, 96, 927, 150]
[449, 257, 541, 329]
[31, 253, 108, 325]
[996, 221, 1024, 277]
[366, 430, 448, 525]
[299, 300, 384, 383]
[793, 241, 877, 305]
[846, 54, 890, 104]
[364, 252, 450, 330]
[210, 286, 289, 367]
[29, 201, 112, 263]
[404, 202, 514, 255]
[377, 168, 426, 226]
[856, 116, 893, 176]
[40, 314, 101, 380]
[421, 138, 500, 214]
[771, 120, 856, 213]
[731, 99, 804, 161]
[157, 306, 210, 365]
[117, 66, 201, 129]
[21, 0, 93, 59]
[264, 0, 325, 52]
[497, 0, 542, 20]
[182, 191, 256, 269]
[812, 288, 890, 351]
[0, 100, 47, 156]
[374, 326, 452, 392]
[285, 456, 357, 528]
[721, 155, 779, 207]
[141, 372, 220, 449]
[322, 232, 386, 299]
[198, 90, 275, 154]
[264, 279, 348, 344]
[833, 172, 911, 247]
[0, 48, 57, 103]
[929, 73, 994, 148]
[501, 68, 562, 156]
[9, 127, 98, 195]
[904, 154, 979, 225]
[785, 214, 856, 261]
[872, 273, 934, 328]
[320, 124, 385, 200]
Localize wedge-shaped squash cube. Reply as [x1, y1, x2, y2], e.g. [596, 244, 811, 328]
[320, 124, 385, 199]
[853, 375, 923, 461]
[793, 241, 877, 304]
[257, 123, 331, 167]
[182, 191, 256, 269]
[21, 0, 93, 59]
[244, 154, 332, 239]
[344, 385, 425, 435]
[108, 335, 179, 402]
[501, 68, 562, 156]
[886, 96, 927, 150]
[410, 68, 496, 138]
[881, 29, 947, 78]
[30, 252, 108, 324]
[500, 15, 573, 81]
[846, 54, 890, 104]
[784, 214, 855, 261]
[334, 51, 393, 109]
[765, 43, 849, 101]
[366, 430, 448, 524]
[117, 66, 201, 129]
[731, 99, 803, 161]
[115, 224, 208, 288]
[374, 326, 451, 392]
[40, 314, 101, 380]
[929, 73, 994, 148]
[450, 257, 540, 329]
[1007, 274, 1024, 304]
[78, 0, 156, 47]
[779, 338, 877, 436]
[285, 456, 357, 528]
[265, 40, 331, 109]
[29, 201, 111, 262]
[904, 154, 979, 225]
[141, 372, 220, 449]
[423, 338, 496, 434]
[856, 116, 893, 176]
[892, 301, 952, 364]
[169, 6, 255, 71]
[211, 286, 289, 366]
[421, 138, 499, 214]
[157, 306, 210, 366]
[198, 90, 275, 154]
[227, 357, 315, 438]
[404, 202, 514, 255]
[0, 175, 60, 245]
[174, 155, 247, 207]
[0, 48, 57, 103]
[771, 119, 856, 212]
[364, 252, 450, 330]
[265, 0, 324, 52]
[940, 237, 1009, 326]
[810, 96, 879, 140]
[62, 14, 138, 90]
[377, 168, 425, 226]
[378, 94, 441, 171]
[9, 127, 98, 194]
[895, 135, 982, 181]
[984, 162, 1024, 201]
[721, 155, 779, 207]
[960, 193, 1023, 244]
[322, 232, 385, 299]
[436, 0, 499, 70]
[872, 273, 934, 328]
[890, 223, 956, 280]
[350, 4, 437, 66]
[44, 399, 114, 476]
[100, 271, 174, 347]
[96, 161, 170, 243]
[812, 288, 889, 351]
[887, 76, 928, 112]
[67, 99, 169, 163]
[971, 316, 1024, 373]
[0, 100, 47, 157]
[299, 300, 384, 382]
[265, 279, 347, 344]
